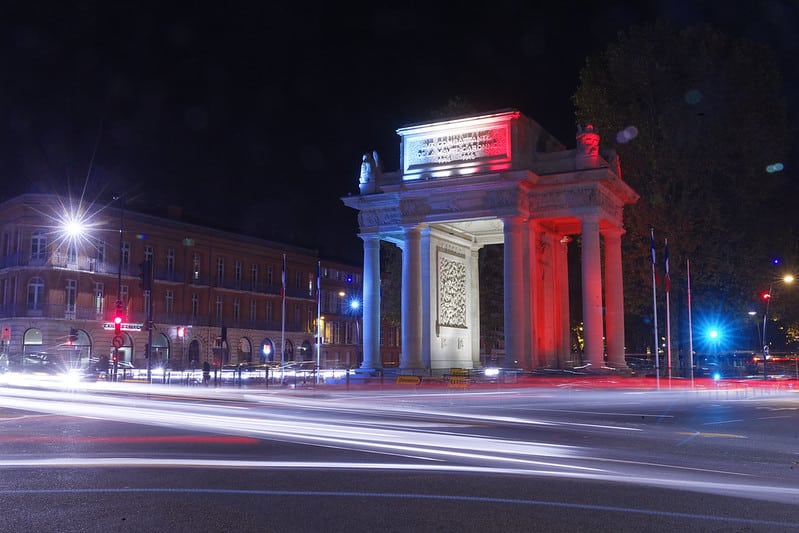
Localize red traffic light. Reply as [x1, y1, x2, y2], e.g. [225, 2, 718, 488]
[114, 314, 123, 335]
[761, 291, 772, 301]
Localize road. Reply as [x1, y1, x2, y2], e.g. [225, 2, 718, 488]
[0, 381, 798, 532]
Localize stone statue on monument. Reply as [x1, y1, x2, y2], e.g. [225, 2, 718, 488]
[359, 150, 381, 195]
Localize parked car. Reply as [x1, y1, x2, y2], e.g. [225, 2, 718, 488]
[0, 352, 70, 376]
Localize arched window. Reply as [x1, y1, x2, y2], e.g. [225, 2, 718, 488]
[260, 338, 275, 362]
[27, 277, 44, 311]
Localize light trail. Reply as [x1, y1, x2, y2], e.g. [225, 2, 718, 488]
[2, 385, 799, 506]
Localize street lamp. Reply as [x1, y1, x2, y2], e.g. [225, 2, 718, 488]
[60, 197, 126, 381]
[762, 273, 794, 380]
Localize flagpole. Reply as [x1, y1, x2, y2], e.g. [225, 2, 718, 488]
[281, 253, 286, 369]
[665, 238, 672, 384]
[316, 260, 321, 384]
[650, 227, 660, 389]
[687, 258, 694, 387]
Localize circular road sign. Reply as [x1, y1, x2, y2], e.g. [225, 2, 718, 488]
[112, 335, 124, 349]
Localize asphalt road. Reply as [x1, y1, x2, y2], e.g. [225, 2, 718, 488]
[0, 381, 798, 532]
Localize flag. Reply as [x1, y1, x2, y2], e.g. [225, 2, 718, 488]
[664, 239, 671, 293]
[650, 228, 656, 265]
[650, 228, 661, 286]
[316, 261, 321, 308]
[281, 254, 286, 299]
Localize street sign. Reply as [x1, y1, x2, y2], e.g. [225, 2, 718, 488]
[112, 335, 125, 348]
[103, 322, 143, 332]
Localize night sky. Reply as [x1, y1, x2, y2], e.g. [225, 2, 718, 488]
[1, 2, 796, 263]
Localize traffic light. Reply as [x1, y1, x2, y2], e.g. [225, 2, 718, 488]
[761, 291, 772, 301]
[113, 300, 125, 335]
[139, 259, 153, 291]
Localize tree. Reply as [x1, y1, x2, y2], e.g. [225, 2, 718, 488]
[573, 21, 790, 354]
[379, 241, 402, 325]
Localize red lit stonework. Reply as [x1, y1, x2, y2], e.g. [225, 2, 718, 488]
[344, 110, 639, 373]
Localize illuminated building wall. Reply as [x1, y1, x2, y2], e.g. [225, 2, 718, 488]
[0, 194, 360, 370]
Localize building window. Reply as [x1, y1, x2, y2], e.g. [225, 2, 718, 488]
[217, 257, 224, 285]
[94, 283, 104, 317]
[267, 265, 273, 286]
[95, 240, 105, 269]
[251, 264, 258, 285]
[120, 285, 129, 306]
[67, 241, 77, 266]
[31, 230, 47, 261]
[27, 277, 44, 310]
[191, 293, 199, 318]
[294, 304, 300, 327]
[165, 290, 174, 315]
[266, 301, 272, 322]
[235, 260, 242, 283]
[233, 298, 240, 321]
[295, 271, 301, 289]
[65, 280, 77, 315]
[193, 253, 201, 280]
[122, 241, 130, 272]
[167, 248, 175, 275]
[249, 300, 257, 321]
[144, 245, 153, 263]
[215, 295, 223, 320]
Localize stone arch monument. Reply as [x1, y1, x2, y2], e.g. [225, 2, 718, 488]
[342, 110, 639, 373]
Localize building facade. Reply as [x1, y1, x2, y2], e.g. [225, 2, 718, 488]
[0, 194, 367, 373]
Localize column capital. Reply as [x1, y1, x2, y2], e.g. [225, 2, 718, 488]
[580, 213, 601, 226]
[601, 226, 626, 238]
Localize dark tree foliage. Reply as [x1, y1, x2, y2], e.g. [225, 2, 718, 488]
[573, 21, 790, 353]
[479, 244, 504, 354]
[379, 241, 402, 325]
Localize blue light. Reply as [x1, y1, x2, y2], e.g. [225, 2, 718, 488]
[349, 298, 360, 311]
[712, 372, 721, 381]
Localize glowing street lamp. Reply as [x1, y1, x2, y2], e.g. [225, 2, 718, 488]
[762, 272, 794, 380]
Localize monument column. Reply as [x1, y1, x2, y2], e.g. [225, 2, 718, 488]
[401, 225, 423, 370]
[361, 234, 382, 370]
[603, 227, 627, 369]
[526, 221, 541, 367]
[470, 245, 482, 368]
[503, 216, 527, 369]
[580, 215, 605, 369]
[555, 234, 571, 367]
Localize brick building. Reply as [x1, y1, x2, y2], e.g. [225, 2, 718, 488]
[0, 194, 370, 373]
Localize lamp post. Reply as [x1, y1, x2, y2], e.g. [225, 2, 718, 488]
[762, 273, 794, 380]
[111, 195, 126, 382]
